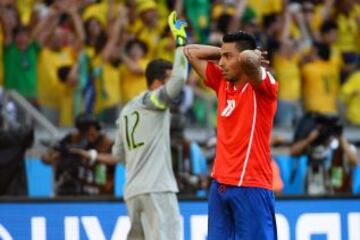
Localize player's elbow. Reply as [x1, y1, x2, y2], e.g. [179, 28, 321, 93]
[289, 144, 304, 157]
[239, 50, 261, 84]
[184, 45, 198, 62]
[183, 46, 191, 60]
[239, 50, 260, 71]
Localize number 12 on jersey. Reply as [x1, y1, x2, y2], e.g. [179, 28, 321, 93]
[124, 111, 144, 150]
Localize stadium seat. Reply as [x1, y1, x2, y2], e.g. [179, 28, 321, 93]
[190, 142, 208, 197]
[115, 163, 126, 197]
[274, 155, 308, 195]
[190, 142, 208, 175]
[352, 165, 360, 195]
[25, 158, 53, 197]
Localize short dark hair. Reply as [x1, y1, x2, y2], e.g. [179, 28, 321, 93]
[57, 66, 71, 83]
[125, 39, 148, 55]
[222, 31, 257, 51]
[145, 59, 173, 87]
[320, 20, 337, 34]
[314, 42, 330, 61]
[217, 14, 232, 35]
[75, 112, 101, 131]
[12, 25, 30, 37]
[263, 13, 278, 29]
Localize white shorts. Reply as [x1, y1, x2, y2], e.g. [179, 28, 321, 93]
[125, 192, 181, 240]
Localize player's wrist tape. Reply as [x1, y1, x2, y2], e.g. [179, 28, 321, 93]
[88, 149, 98, 165]
[176, 36, 186, 47]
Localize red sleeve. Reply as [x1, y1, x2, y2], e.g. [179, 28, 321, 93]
[205, 62, 222, 93]
[255, 67, 278, 99]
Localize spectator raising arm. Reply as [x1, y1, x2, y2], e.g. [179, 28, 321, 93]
[31, 7, 60, 46]
[0, 4, 6, 36]
[103, 5, 127, 62]
[228, 0, 248, 32]
[291, 4, 312, 51]
[67, 1, 86, 51]
[320, 0, 336, 23]
[0, 5, 18, 45]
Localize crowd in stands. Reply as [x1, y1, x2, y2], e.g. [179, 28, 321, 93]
[0, 0, 359, 197]
[0, 0, 358, 128]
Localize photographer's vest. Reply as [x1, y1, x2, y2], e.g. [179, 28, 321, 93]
[330, 147, 352, 193]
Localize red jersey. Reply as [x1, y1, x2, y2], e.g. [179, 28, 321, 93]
[205, 62, 278, 190]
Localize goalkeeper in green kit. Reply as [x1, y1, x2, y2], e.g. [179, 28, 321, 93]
[70, 11, 189, 240]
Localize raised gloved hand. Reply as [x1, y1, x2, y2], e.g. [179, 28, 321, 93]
[168, 11, 188, 47]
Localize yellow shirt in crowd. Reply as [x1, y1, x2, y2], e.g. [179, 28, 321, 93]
[309, 4, 329, 35]
[156, 37, 175, 62]
[82, 2, 108, 26]
[134, 20, 167, 58]
[120, 58, 148, 104]
[247, 0, 282, 22]
[341, 71, 360, 126]
[38, 48, 74, 108]
[273, 53, 301, 102]
[301, 60, 339, 114]
[330, 45, 343, 73]
[93, 57, 122, 113]
[17, 0, 34, 24]
[154, 0, 170, 20]
[37, 47, 74, 126]
[82, 0, 126, 25]
[335, 13, 359, 53]
[355, 4, 360, 53]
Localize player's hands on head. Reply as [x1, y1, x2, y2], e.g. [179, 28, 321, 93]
[238, 50, 261, 68]
[239, 49, 270, 68]
[256, 49, 270, 67]
[168, 11, 188, 47]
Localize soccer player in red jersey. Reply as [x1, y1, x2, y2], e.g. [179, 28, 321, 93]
[184, 31, 278, 239]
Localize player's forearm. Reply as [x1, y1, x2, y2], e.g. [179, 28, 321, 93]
[96, 153, 118, 165]
[184, 44, 221, 61]
[340, 137, 358, 167]
[290, 138, 311, 156]
[165, 46, 189, 98]
[238, 50, 262, 86]
[184, 44, 220, 80]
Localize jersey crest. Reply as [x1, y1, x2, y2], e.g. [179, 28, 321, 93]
[221, 99, 236, 117]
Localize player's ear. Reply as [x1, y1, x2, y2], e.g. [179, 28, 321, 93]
[238, 51, 245, 63]
[150, 79, 163, 90]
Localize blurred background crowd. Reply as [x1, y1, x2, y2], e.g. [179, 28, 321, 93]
[0, 0, 359, 198]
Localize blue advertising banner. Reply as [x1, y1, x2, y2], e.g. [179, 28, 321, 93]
[0, 198, 360, 240]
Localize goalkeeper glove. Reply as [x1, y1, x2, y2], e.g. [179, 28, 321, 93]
[168, 11, 188, 47]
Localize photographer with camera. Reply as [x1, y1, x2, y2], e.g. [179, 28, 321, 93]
[0, 88, 34, 196]
[170, 112, 209, 197]
[41, 113, 114, 196]
[290, 112, 358, 195]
